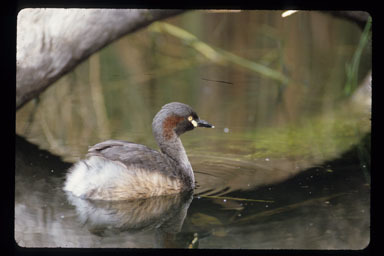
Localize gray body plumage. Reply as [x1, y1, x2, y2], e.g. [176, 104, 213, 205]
[64, 102, 212, 200]
[87, 140, 179, 178]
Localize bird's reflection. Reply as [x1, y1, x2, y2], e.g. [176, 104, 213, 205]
[65, 191, 194, 237]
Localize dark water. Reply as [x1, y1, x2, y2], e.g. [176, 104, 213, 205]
[15, 134, 370, 249]
[15, 10, 371, 249]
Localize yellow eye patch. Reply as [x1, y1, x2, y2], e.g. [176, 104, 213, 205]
[188, 116, 198, 127]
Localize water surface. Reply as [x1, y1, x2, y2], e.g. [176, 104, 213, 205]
[15, 10, 371, 249]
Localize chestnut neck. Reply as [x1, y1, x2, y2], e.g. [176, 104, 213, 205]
[152, 121, 195, 188]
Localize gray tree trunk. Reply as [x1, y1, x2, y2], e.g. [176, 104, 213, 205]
[16, 9, 184, 110]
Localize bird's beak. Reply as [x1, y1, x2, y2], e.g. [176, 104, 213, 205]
[197, 119, 215, 128]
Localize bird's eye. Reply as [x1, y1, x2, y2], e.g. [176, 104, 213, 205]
[187, 115, 198, 127]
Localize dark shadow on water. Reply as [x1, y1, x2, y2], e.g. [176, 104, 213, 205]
[15, 135, 71, 178]
[186, 133, 370, 249]
[15, 134, 370, 248]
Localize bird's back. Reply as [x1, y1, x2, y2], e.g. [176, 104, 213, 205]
[64, 140, 184, 200]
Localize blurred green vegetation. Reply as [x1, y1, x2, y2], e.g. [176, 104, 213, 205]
[16, 10, 371, 166]
[344, 17, 371, 95]
[149, 21, 290, 84]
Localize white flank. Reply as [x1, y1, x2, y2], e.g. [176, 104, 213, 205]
[64, 156, 182, 200]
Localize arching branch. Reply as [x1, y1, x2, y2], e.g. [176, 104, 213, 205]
[16, 9, 184, 109]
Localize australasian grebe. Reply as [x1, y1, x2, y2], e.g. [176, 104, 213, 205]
[63, 102, 214, 200]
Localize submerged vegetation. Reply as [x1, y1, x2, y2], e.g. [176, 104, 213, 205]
[247, 104, 370, 160]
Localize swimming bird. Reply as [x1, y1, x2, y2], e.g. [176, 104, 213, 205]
[63, 102, 214, 200]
